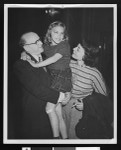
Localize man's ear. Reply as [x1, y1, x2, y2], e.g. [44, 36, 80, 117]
[23, 45, 29, 52]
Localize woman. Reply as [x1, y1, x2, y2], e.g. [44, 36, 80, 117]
[62, 41, 113, 139]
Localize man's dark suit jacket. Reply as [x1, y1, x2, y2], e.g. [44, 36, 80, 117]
[13, 56, 59, 139]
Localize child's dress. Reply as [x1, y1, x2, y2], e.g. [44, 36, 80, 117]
[44, 40, 72, 93]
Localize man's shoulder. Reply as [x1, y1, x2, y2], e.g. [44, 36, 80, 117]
[13, 59, 35, 73]
[14, 59, 26, 68]
[14, 59, 47, 72]
[14, 59, 22, 67]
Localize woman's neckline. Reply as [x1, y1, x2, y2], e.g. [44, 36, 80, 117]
[77, 60, 86, 67]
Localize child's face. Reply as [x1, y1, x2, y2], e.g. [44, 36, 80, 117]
[51, 26, 64, 45]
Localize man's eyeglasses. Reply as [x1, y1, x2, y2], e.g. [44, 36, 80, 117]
[24, 38, 41, 46]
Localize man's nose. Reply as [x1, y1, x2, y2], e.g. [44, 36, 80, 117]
[38, 40, 43, 45]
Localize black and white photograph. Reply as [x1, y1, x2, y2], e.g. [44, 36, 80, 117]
[4, 4, 117, 144]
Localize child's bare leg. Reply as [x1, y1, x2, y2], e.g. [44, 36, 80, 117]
[45, 102, 59, 138]
[55, 102, 68, 139]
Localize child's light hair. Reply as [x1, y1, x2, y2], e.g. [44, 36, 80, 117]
[44, 21, 69, 45]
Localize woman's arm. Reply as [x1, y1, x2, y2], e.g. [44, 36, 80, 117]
[92, 69, 108, 96]
[27, 53, 62, 68]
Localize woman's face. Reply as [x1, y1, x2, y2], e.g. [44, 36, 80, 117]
[72, 44, 85, 60]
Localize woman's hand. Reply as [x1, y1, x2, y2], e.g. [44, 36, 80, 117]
[72, 99, 84, 111]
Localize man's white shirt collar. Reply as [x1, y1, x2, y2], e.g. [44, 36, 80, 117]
[31, 54, 40, 62]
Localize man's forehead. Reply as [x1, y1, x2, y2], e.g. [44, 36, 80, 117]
[23, 32, 40, 41]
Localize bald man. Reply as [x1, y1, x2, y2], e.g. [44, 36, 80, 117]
[13, 32, 64, 139]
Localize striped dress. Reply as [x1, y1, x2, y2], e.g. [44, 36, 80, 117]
[70, 59, 107, 99]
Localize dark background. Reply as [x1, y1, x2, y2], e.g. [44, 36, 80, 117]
[7, 6, 114, 139]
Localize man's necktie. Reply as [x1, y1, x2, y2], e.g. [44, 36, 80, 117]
[38, 55, 43, 62]
[38, 56, 47, 72]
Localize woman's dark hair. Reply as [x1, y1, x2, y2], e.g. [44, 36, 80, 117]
[82, 40, 99, 67]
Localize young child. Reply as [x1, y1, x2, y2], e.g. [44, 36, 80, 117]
[26, 21, 72, 139]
